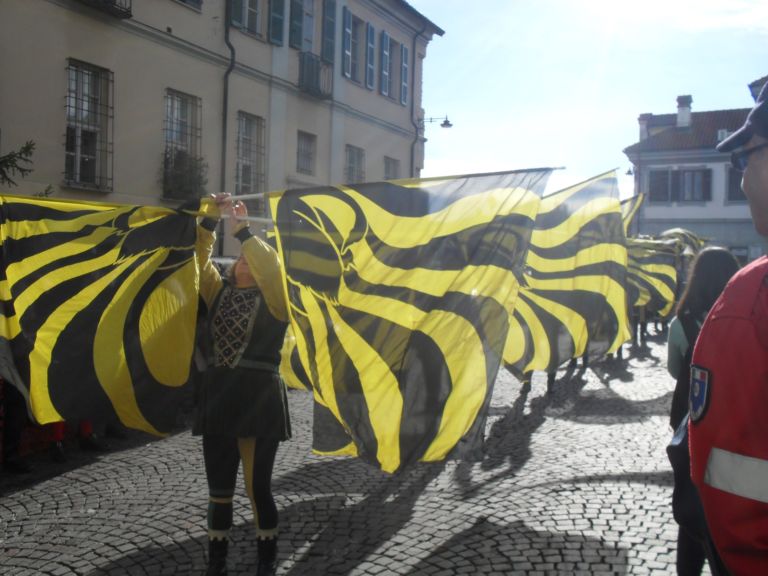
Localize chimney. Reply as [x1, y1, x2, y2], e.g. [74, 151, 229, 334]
[638, 113, 652, 141]
[677, 95, 692, 128]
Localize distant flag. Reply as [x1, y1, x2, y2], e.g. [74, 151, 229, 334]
[0, 194, 213, 435]
[658, 227, 706, 257]
[269, 169, 551, 473]
[620, 193, 644, 235]
[626, 237, 678, 317]
[504, 171, 630, 376]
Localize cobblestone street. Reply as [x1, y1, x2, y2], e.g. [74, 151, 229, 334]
[1, 333, 693, 575]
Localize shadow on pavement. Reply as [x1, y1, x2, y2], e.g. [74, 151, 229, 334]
[453, 366, 589, 499]
[403, 516, 628, 575]
[275, 459, 445, 576]
[0, 428, 172, 498]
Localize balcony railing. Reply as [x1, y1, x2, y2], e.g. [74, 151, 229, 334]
[298, 52, 332, 100]
[75, 0, 132, 19]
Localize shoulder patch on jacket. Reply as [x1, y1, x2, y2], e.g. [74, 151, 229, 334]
[690, 365, 711, 423]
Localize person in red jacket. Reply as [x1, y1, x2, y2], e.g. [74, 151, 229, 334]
[688, 81, 768, 576]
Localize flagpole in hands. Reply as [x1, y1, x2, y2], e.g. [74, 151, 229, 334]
[208, 192, 271, 225]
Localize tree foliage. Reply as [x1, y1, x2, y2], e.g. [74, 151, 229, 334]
[0, 140, 35, 187]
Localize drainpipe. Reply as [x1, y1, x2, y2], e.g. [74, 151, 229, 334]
[409, 21, 428, 178]
[219, 0, 236, 255]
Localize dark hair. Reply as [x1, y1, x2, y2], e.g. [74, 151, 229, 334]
[676, 246, 740, 319]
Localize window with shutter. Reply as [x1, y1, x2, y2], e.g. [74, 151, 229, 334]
[727, 166, 747, 202]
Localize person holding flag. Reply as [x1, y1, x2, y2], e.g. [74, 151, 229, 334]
[193, 193, 290, 576]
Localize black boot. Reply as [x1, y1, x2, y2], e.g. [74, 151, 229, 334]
[256, 537, 277, 576]
[206, 538, 228, 576]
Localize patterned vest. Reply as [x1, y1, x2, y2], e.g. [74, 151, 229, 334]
[207, 282, 288, 370]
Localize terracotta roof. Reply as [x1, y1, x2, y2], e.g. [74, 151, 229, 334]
[623, 108, 749, 154]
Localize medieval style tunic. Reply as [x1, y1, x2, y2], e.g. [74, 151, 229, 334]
[192, 222, 291, 440]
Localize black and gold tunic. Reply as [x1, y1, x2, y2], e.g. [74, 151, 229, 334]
[192, 223, 291, 439]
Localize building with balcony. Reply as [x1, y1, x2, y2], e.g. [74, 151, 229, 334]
[0, 0, 442, 250]
[623, 77, 768, 263]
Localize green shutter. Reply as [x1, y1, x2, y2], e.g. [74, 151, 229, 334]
[342, 6, 352, 77]
[400, 44, 408, 104]
[380, 31, 390, 96]
[321, 0, 336, 63]
[289, 0, 302, 49]
[269, 0, 285, 45]
[365, 23, 375, 89]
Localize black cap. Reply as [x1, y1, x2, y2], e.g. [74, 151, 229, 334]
[717, 82, 768, 152]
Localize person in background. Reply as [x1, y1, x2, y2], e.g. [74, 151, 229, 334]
[194, 194, 291, 576]
[666, 246, 738, 576]
[688, 81, 768, 575]
[1, 378, 32, 474]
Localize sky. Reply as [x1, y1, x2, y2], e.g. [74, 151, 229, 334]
[407, 0, 768, 197]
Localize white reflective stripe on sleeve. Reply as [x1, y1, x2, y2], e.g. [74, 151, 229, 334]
[705, 447, 768, 504]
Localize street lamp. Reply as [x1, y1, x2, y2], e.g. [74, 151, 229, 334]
[419, 115, 453, 129]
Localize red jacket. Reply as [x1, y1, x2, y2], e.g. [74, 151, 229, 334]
[689, 256, 768, 576]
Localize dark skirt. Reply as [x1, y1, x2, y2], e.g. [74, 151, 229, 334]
[192, 366, 291, 439]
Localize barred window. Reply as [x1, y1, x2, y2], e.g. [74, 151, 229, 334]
[384, 156, 400, 180]
[345, 144, 365, 183]
[297, 130, 316, 175]
[235, 112, 266, 214]
[164, 89, 201, 155]
[162, 89, 204, 199]
[64, 59, 113, 190]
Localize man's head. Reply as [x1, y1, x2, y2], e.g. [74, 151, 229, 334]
[718, 83, 768, 236]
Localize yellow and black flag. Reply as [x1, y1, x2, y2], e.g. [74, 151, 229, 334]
[269, 169, 551, 473]
[620, 193, 644, 235]
[504, 171, 630, 376]
[626, 237, 678, 318]
[0, 194, 207, 435]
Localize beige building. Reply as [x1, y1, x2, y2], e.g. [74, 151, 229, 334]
[623, 78, 768, 263]
[0, 0, 442, 249]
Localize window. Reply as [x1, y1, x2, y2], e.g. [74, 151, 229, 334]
[232, 0, 260, 35]
[299, 0, 315, 51]
[321, 0, 336, 63]
[679, 169, 711, 202]
[345, 145, 365, 183]
[235, 112, 266, 214]
[648, 168, 711, 203]
[380, 31, 391, 96]
[64, 59, 113, 190]
[727, 166, 747, 202]
[268, 0, 284, 45]
[384, 156, 400, 180]
[163, 89, 204, 199]
[297, 131, 317, 175]
[341, 7, 365, 82]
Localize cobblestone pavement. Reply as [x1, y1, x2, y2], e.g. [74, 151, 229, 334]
[1, 333, 700, 575]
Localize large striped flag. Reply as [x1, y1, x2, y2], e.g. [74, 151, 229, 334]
[620, 193, 644, 235]
[504, 171, 630, 376]
[269, 169, 551, 473]
[626, 237, 678, 317]
[0, 194, 210, 435]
